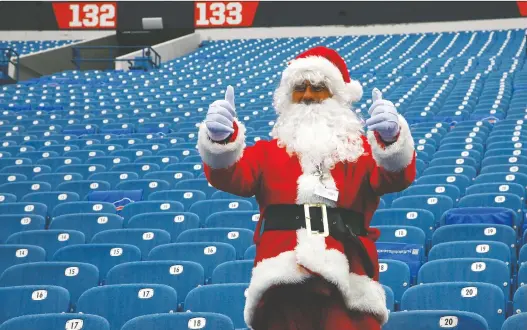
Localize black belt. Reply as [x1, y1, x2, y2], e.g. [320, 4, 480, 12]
[262, 204, 375, 279]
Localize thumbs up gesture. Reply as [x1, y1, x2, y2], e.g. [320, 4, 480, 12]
[365, 88, 400, 142]
[205, 85, 237, 141]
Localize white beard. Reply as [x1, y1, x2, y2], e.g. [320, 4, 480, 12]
[271, 97, 365, 172]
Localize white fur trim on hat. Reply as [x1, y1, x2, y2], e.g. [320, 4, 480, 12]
[197, 118, 246, 169]
[280, 56, 363, 104]
[367, 114, 415, 172]
[243, 228, 389, 328]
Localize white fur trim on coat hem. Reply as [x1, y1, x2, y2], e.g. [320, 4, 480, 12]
[197, 118, 246, 169]
[367, 114, 415, 172]
[243, 228, 389, 328]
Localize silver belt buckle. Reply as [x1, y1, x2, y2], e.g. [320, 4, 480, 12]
[304, 203, 329, 237]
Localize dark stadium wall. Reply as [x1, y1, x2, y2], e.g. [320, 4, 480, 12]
[0, 1, 524, 31]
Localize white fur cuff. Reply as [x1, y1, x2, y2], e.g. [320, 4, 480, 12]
[197, 119, 246, 169]
[367, 114, 415, 172]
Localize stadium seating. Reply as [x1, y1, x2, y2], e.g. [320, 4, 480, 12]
[120, 312, 234, 330]
[0, 313, 111, 330]
[91, 228, 171, 257]
[383, 310, 489, 330]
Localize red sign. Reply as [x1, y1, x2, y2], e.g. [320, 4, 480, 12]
[518, 1, 527, 16]
[52, 2, 117, 29]
[194, 1, 259, 28]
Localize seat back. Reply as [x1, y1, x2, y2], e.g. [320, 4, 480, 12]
[378, 259, 411, 305]
[0, 214, 45, 244]
[176, 228, 254, 259]
[0, 245, 46, 275]
[0, 313, 110, 330]
[502, 313, 527, 330]
[6, 230, 85, 260]
[91, 229, 171, 257]
[382, 310, 489, 330]
[189, 200, 254, 226]
[128, 212, 199, 241]
[212, 260, 253, 284]
[120, 312, 234, 330]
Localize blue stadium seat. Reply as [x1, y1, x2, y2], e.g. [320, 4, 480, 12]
[22, 191, 80, 219]
[128, 212, 200, 242]
[86, 156, 131, 169]
[120, 201, 184, 226]
[520, 245, 527, 268]
[392, 195, 454, 225]
[0, 261, 98, 307]
[212, 260, 253, 284]
[56, 180, 111, 200]
[49, 213, 123, 241]
[175, 179, 219, 198]
[52, 201, 116, 218]
[415, 174, 471, 193]
[502, 313, 527, 330]
[400, 184, 461, 204]
[56, 164, 107, 179]
[374, 225, 426, 248]
[206, 211, 260, 231]
[384, 285, 395, 312]
[177, 228, 254, 259]
[77, 284, 178, 330]
[244, 245, 256, 260]
[371, 208, 435, 241]
[91, 229, 171, 258]
[120, 312, 234, 330]
[513, 285, 527, 314]
[376, 242, 424, 281]
[518, 264, 527, 287]
[87, 171, 140, 189]
[111, 149, 153, 162]
[6, 229, 85, 260]
[112, 163, 161, 177]
[0, 285, 70, 324]
[0, 173, 26, 186]
[136, 156, 179, 169]
[474, 172, 527, 189]
[0, 165, 52, 179]
[185, 284, 248, 329]
[106, 260, 204, 309]
[149, 242, 236, 282]
[37, 156, 82, 169]
[429, 241, 512, 268]
[0, 214, 45, 244]
[64, 149, 105, 162]
[189, 200, 254, 226]
[422, 165, 477, 180]
[33, 173, 83, 190]
[211, 191, 259, 209]
[0, 192, 16, 203]
[0, 245, 46, 275]
[0, 181, 52, 200]
[53, 244, 141, 282]
[144, 170, 194, 188]
[115, 179, 170, 199]
[458, 194, 523, 229]
[401, 282, 505, 330]
[0, 313, 110, 330]
[466, 183, 526, 201]
[378, 259, 411, 305]
[148, 190, 205, 211]
[383, 311, 489, 330]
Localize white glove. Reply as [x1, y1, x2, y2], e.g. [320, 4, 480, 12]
[365, 88, 400, 142]
[205, 85, 236, 141]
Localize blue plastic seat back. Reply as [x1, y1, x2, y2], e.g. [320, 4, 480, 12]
[0, 285, 70, 324]
[244, 245, 256, 260]
[128, 212, 199, 242]
[392, 195, 454, 226]
[52, 201, 116, 218]
[120, 312, 234, 330]
[211, 191, 259, 209]
[50, 213, 123, 241]
[466, 183, 526, 201]
[212, 260, 253, 284]
[401, 282, 505, 330]
[110, 149, 153, 162]
[0, 157, 32, 168]
[513, 286, 527, 314]
[53, 244, 141, 282]
[0, 165, 52, 179]
[376, 242, 423, 280]
[64, 149, 106, 162]
[120, 201, 184, 226]
[189, 200, 254, 226]
[374, 225, 426, 247]
[143, 170, 194, 188]
[175, 179, 219, 198]
[87, 171, 140, 189]
[148, 189, 206, 210]
[0, 313, 110, 330]
[115, 179, 170, 199]
[22, 151, 60, 163]
[135, 156, 179, 169]
[86, 156, 131, 169]
[0, 245, 46, 275]
[6, 229, 85, 261]
[177, 228, 254, 260]
[111, 163, 161, 178]
[481, 155, 527, 168]
[0, 173, 27, 186]
[382, 311, 489, 330]
[415, 174, 471, 193]
[77, 284, 178, 330]
[0, 181, 52, 200]
[0, 214, 45, 244]
[206, 211, 260, 232]
[0, 261, 99, 306]
[149, 242, 236, 281]
[432, 150, 482, 164]
[22, 192, 80, 218]
[0, 202, 47, 218]
[400, 183, 461, 204]
[56, 164, 107, 179]
[33, 173, 83, 190]
[56, 180, 111, 200]
[481, 164, 527, 176]
[417, 258, 510, 300]
[158, 147, 199, 159]
[520, 245, 527, 268]
[474, 172, 527, 189]
[502, 313, 527, 330]
[37, 156, 82, 169]
[0, 192, 17, 204]
[91, 229, 171, 258]
[185, 284, 248, 329]
[429, 241, 511, 267]
[518, 264, 527, 287]
[371, 208, 435, 240]
[422, 165, 477, 180]
[106, 260, 204, 307]
[378, 259, 411, 305]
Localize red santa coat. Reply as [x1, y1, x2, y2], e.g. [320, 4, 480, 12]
[197, 114, 416, 328]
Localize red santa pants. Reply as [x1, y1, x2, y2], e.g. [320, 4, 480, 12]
[251, 277, 381, 330]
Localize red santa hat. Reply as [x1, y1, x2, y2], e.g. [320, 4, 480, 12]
[279, 46, 363, 104]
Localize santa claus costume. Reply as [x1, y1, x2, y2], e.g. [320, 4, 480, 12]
[198, 46, 416, 330]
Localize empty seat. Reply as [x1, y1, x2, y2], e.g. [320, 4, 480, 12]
[514, 285, 527, 313]
[0, 245, 46, 275]
[120, 312, 234, 330]
[53, 244, 141, 281]
[175, 179, 219, 198]
[135, 156, 179, 169]
[374, 226, 426, 248]
[6, 229, 85, 260]
[22, 191, 80, 219]
[378, 259, 411, 305]
[143, 170, 194, 188]
[392, 195, 454, 225]
[128, 212, 200, 242]
[0, 285, 69, 324]
[33, 173, 83, 190]
[206, 211, 260, 231]
[400, 184, 461, 204]
[149, 242, 236, 282]
[212, 260, 253, 284]
[371, 208, 435, 241]
[189, 200, 254, 226]
[0, 165, 51, 179]
[148, 189, 206, 210]
[466, 183, 526, 201]
[0, 261, 98, 307]
[88, 171, 140, 189]
[415, 174, 471, 193]
[185, 284, 248, 329]
[0, 313, 110, 330]
[56, 164, 107, 179]
[120, 201, 184, 226]
[52, 201, 116, 218]
[0, 214, 45, 244]
[429, 241, 511, 267]
[177, 228, 254, 259]
[383, 310, 489, 330]
[77, 284, 178, 330]
[0, 181, 52, 200]
[115, 179, 170, 199]
[0, 174, 27, 186]
[106, 260, 204, 309]
[49, 213, 123, 241]
[244, 245, 256, 260]
[37, 156, 82, 169]
[64, 149, 105, 162]
[56, 180, 111, 200]
[91, 229, 171, 258]
[86, 156, 131, 169]
[401, 282, 505, 330]
[502, 313, 527, 330]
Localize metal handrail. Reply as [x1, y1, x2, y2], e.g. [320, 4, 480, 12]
[0, 47, 20, 81]
[71, 45, 161, 71]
